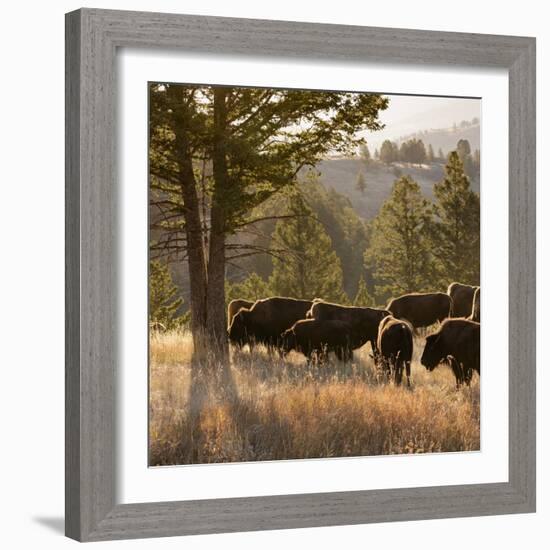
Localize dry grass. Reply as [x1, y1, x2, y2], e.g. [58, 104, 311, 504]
[149, 329, 480, 466]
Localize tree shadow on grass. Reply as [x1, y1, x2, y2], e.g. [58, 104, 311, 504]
[232, 343, 384, 387]
[186, 345, 294, 463]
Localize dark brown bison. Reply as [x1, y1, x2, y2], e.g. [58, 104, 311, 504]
[447, 282, 479, 318]
[387, 292, 451, 328]
[421, 318, 480, 387]
[469, 287, 480, 323]
[281, 318, 355, 363]
[227, 299, 254, 329]
[376, 316, 413, 386]
[228, 296, 312, 350]
[306, 301, 390, 356]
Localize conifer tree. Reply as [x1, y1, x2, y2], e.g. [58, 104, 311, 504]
[356, 170, 367, 194]
[399, 138, 427, 165]
[430, 151, 480, 286]
[149, 84, 388, 353]
[456, 139, 475, 179]
[380, 140, 398, 164]
[353, 275, 375, 307]
[456, 139, 471, 160]
[300, 179, 369, 300]
[365, 176, 435, 299]
[472, 148, 481, 177]
[269, 193, 347, 302]
[438, 147, 444, 161]
[149, 260, 186, 330]
[225, 273, 271, 305]
[360, 143, 371, 165]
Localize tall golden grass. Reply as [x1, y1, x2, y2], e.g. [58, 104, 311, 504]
[149, 329, 480, 466]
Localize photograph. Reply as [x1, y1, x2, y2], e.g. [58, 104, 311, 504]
[0, 0, 541, 545]
[148, 83, 481, 466]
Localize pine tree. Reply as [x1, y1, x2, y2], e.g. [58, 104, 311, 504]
[269, 193, 347, 302]
[225, 273, 271, 305]
[365, 175, 435, 299]
[356, 170, 367, 194]
[400, 138, 427, 165]
[300, 179, 369, 300]
[472, 148, 481, 176]
[438, 147, 444, 161]
[430, 152, 480, 287]
[359, 143, 371, 165]
[456, 139, 471, 160]
[380, 140, 398, 164]
[353, 275, 375, 307]
[149, 260, 187, 330]
[456, 139, 475, 179]
[149, 84, 388, 353]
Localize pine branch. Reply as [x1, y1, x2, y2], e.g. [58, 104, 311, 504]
[232, 214, 301, 229]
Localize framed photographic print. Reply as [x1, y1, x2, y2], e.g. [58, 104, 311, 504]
[65, 8, 536, 542]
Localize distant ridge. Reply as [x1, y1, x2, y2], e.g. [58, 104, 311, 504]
[310, 158, 480, 221]
[396, 122, 480, 156]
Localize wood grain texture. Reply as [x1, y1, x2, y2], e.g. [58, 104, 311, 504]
[507, 41, 536, 508]
[65, 9, 81, 541]
[89, 483, 529, 541]
[65, 8, 536, 542]
[66, 8, 116, 540]
[86, 8, 532, 67]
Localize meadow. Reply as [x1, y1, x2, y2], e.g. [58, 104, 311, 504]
[149, 329, 480, 466]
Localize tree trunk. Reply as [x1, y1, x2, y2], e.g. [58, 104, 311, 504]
[206, 209, 227, 355]
[206, 87, 230, 357]
[180, 165, 208, 355]
[168, 86, 208, 354]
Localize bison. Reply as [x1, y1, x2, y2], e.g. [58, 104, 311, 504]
[387, 292, 451, 328]
[227, 299, 254, 329]
[447, 282, 479, 318]
[228, 296, 313, 351]
[421, 318, 480, 387]
[281, 318, 356, 363]
[306, 301, 390, 357]
[376, 316, 413, 386]
[469, 287, 480, 323]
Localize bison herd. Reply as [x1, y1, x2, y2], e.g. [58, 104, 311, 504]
[228, 282, 480, 388]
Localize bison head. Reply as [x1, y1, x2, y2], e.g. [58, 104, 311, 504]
[306, 301, 322, 319]
[421, 333, 445, 371]
[228, 308, 251, 347]
[280, 328, 297, 355]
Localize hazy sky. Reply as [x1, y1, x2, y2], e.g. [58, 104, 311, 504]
[361, 94, 481, 151]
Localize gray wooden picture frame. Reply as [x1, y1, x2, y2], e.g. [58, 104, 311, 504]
[65, 8, 536, 542]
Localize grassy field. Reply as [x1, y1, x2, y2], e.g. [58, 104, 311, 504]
[149, 330, 480, 466]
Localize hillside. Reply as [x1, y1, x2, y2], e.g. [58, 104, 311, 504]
[156, 156, 480, 302]
[312, 158, 480, 220]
